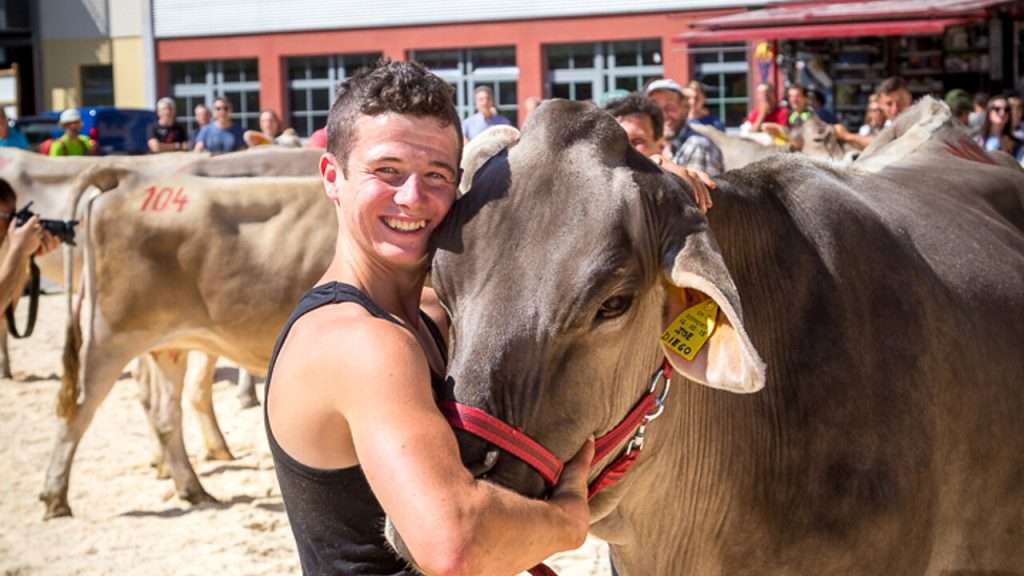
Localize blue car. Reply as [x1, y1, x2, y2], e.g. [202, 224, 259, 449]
[14, 107, 157, 155]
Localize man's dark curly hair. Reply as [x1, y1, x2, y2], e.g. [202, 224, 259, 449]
[603, 93, 665, 142]
[326, 58, 462, 175]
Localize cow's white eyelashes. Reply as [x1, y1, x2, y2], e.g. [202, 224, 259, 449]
[595, 294, 634, 322]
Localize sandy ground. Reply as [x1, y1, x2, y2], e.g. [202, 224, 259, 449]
[0, 293, 611, 576]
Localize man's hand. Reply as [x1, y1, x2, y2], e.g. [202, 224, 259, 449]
[36, 230, 59, 257]
[8, 216, 44, 260]
[651, 156, 715, 214]
[548, 438, 594, 549]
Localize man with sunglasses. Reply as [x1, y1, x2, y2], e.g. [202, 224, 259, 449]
[193, 96, 245, 154]
[0, 179, 59, 315]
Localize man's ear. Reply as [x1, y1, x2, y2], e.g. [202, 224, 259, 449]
[320, 153, 340, 203]
[653, 179, 766, 394]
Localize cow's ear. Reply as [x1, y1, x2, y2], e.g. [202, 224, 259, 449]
[459, 125, 519, 197]
[660, 222, 766, 395]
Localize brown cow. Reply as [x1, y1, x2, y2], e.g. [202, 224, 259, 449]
[41, 168, 335, 518]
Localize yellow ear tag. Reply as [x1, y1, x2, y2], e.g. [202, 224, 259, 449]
[660, 299, 719, 361]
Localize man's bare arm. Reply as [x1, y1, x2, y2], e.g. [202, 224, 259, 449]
[317, 318, 591, 576]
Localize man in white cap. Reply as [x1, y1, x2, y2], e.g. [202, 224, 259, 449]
[645, 78, 724, 176]
[49, 109, 94, 156]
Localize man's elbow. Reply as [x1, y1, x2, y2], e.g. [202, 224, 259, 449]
[406, 516, 488, 576]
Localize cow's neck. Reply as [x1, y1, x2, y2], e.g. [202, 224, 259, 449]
[599, 172, 832, 573]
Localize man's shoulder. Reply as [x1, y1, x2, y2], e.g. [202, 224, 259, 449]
[282, 304, 420, 377]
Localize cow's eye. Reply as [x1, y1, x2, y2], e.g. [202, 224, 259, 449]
[596, 294, 633, 322]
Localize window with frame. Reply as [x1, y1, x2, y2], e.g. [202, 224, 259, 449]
[544, 40, 663, 102]
[81, 65, 114, 107]
[410, 46, 519, 126]
[688, 43, 748, 129]
[168, 59, 260, 137]
[286, 53, 381, 137]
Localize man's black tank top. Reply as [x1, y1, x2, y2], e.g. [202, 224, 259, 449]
[264, 282, 447, 576]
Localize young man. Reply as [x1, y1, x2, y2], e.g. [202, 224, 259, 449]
[462, 85, 511, 141]
[0, 179, 59, 311]
[49, 109, 94, 156]
[786, 84, 814, 128]
[645, 79, 725, 176]
[876, 76, 913, 123]
[604, 93, 714, 213]
[266, 60, 592, 576]
[193, 96, 244, 154]
[147, 97, 188, 153]
[604, 93, 665, 157]
[835, 76, 913, 150]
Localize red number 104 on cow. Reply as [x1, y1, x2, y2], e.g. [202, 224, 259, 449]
[141, 186, 189, 212]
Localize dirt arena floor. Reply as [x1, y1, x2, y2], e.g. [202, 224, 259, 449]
[0, 293, 611, 575]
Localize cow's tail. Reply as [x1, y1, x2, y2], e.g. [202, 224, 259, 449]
[57, 311, 81, 420]
[57, 166, 118, 420]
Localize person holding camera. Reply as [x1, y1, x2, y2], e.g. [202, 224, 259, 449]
[0, 179, 59, 312]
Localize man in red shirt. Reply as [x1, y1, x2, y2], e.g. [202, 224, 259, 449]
[745, 82, 789, 139]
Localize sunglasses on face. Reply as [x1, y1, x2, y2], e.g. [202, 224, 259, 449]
[991, 106, 1008, 113]
[214, 106, 228, 111]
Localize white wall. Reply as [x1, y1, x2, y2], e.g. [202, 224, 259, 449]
[110, 0, 144, 37]
[153, 0, 784, 38]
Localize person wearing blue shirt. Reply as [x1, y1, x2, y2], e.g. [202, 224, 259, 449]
[683, 81, 725, 132]
[193, 96, 244, 154]
[462, 86, 511, 141]
[0, 109, 29, 150]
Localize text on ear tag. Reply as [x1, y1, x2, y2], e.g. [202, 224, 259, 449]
[660, 299, 719, 361]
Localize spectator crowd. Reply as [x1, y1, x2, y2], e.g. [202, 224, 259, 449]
[2, 69, 1021, 167]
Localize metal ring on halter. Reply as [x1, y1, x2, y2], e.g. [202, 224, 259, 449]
[644, 367, 672, 422]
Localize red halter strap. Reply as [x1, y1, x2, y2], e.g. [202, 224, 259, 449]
[438, 401, 565, 486]
[440, 361, 673, 576]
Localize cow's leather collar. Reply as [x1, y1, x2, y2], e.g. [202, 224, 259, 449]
[438, 360, 674, 576]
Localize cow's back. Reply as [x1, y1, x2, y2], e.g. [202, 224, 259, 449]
[701, 154, 1024, 573]
[86, 174, 335, 372]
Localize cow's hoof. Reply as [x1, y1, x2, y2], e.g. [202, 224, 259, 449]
[204, 448, 234, 462]
[181, 487, 218, 506]
[237, 395, 260, 410]
[39, 493, 72, 520]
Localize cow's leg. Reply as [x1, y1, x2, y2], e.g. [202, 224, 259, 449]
[0, 324, 11, 378]
[185, 351, 233, 461]
[133, 355, 170, 479]
[236, 367, 259, 409]
[144, 350, 216, 506]
[40, 336, 134, 519]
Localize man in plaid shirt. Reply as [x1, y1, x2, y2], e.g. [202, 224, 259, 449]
[646, 78, 724, 176]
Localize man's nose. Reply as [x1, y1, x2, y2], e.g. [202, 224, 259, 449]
[393, 174, 425, 205]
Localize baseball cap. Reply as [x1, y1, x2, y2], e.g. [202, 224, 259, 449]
[645, 79, 684, 97]
[59, 109, 81, 125]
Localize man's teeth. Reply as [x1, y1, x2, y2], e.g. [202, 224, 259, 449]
[384, 217, 426, 231]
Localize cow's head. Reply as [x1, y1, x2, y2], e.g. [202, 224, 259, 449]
[430, 100, 765, 497]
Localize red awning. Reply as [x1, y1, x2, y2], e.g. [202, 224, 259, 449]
[680, 17, 968, 43]
[677, 0, 1013, 44]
